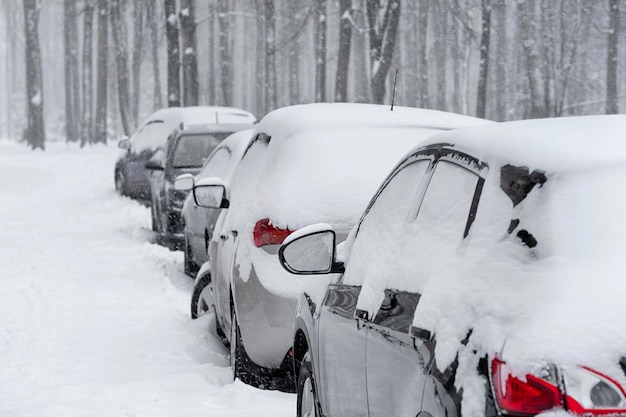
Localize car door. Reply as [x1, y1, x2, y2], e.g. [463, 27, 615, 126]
[364, 153, 487, 417]
[317, 157, 432, 417]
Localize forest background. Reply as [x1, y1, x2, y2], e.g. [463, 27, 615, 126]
[1, 0, 623, 150]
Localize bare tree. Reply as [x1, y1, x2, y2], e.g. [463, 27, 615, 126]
[110, 0, 131, 136]
[264, 0, 277, 111]
[335, 0, 352, 102]
[476, 0, 492, 118]
[517, 0, 543, 118]
[147, 1, 163, 111]
[131, 0, 146, 124]
[416, 0, 429, 108]
[64, 0, 80, 142]
[218, 0, 232, 106]
[23, 0, 45, 150]
[180, 0, 198, 106]
[366, 0, 401, 104]
[607, 0, 619, 114]
[94, 0, 109, 144]
[314, 0, 327, 102]
[165, 0, 180, 107]
[81, 0, 94, 146]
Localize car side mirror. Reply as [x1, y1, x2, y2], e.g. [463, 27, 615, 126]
[145, 158, 164, 171]
[278, 224, 344, 275]
[118, 137, 130, 150]
[193, 177, 229, 209]
[174, 173, 195, 191]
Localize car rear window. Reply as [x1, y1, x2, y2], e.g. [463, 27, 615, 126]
[172, 133, 230, 168]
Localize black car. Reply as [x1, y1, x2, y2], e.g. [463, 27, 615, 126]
[279, 115, 626, 417]
[145, 123, 253, 248]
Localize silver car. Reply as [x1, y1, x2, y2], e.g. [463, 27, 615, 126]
[191, 103, 491, 391]
[178, 129, 254, 276]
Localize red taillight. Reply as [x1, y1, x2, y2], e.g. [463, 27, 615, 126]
[253, 218, 292, 247]
[491, 358, 563, 416]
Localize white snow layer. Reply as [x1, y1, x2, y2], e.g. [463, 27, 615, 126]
[0, 140, 293, 416]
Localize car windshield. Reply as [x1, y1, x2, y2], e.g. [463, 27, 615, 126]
[171, 133, 230, 168]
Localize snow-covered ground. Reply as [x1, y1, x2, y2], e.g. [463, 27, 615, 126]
[0, 140, 294, 417]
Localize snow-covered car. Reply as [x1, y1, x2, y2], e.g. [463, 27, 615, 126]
[114, 106, 256, 201]
[191, 103, 491, 391]
[176, 129, 254, 277]
[145, 123, 253, 249]
[279, 114, 626, 417]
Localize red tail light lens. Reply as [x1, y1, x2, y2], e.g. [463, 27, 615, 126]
[253, 218, 292, 247]
[491, 358, 563, 416]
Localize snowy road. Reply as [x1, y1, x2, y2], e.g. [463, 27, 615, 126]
[0, 141, 294, 417]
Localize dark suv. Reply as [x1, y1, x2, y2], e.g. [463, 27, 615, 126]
[146, 123, 253, 248]
[279, 115, 626, 417]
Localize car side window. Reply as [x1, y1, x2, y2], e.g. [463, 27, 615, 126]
[199, 147, 232, 180]
[413, 160, 481, 240]
[342, 159, 431, 287]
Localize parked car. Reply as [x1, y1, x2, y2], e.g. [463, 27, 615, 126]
[191, 103, 491, 391]
[278, 114, 626, 417]
[114, 106, 256, 201]
[145, 123, 254, 249]
[177, 129, 254, 277]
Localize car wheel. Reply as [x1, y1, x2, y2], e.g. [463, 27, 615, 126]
[184, 231, 199, 277]
[297, 351, 319, 417]
[115, 171, 127, 196]
[190, 270, 228, 345]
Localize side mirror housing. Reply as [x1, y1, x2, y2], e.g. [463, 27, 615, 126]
[174, 173, 195, 191]
[118, 137, 130, 150]
[278, 224, 344, 275]
[193, 177, 229, 209]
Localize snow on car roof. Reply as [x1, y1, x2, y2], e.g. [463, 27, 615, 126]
[131, 106, 256, 152]
[251, 103, 491, 143]
[418, 114, 626, 172]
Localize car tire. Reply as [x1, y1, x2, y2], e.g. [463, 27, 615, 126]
[230, 309, 272, 388]
[297, 351, 320, 417]
[115, 170, 127, 196]
[190, 270, 228, 345]
[184, 232, 199, 277]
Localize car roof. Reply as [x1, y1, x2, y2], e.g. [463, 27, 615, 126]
[145, 106, 257, 125]
[417, 114, 626, 173]
[170, 123, 255, 137]
[252, 103, 492, 144]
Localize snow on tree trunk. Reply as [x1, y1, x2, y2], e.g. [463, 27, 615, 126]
[165, 0, 180, 107]
[366, 0, 401, 104]
[131, 0, 146, 126]
[81, 0, 94, 146]
[64, 0, 80, 142]
[264, 0, 277, 112]
[335, 0, 352, 102]
[314, 0, 327, 102]
[147, 1, 163, 111]
[110, 0, 131, 136]
[180, 0, 198, 106]
[94, 0, 108, 144]
[218, 0, 232, 106]
[476, 0, 491, 119]
[23, 0, 45, 150]
[606, 0, 619, 114]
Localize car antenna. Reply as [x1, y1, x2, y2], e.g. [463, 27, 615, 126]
[390, 68, 399, 111]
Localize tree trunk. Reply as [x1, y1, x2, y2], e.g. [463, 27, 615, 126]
[264, 0, 277, 111]
[417, 0, 429, 108]
[131, 0, 146, 125]
[64, 0, 80, 142]
[81, 0, 94, 146]
[314, 0, 327, 102]
[518, 0, 543, 118]
[23, 0, 46, 150]
[94, 0, 109, 144]
[607, 0, 619, 114]
[287, 0, 303, 104]
[218, 0, 232, 106]
[366, 0, 401, 104]
[110, 0, 131, 136]
[147, 1, 163, 111]
[180, 0, 198, 106]
[165, 0, 180, 107]
[476, 0, 491, 119]
[335, 0, 352, 102]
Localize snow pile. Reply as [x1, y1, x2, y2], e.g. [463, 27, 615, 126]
[0, 140, 292, 416]
[131, 106, 256, 152]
